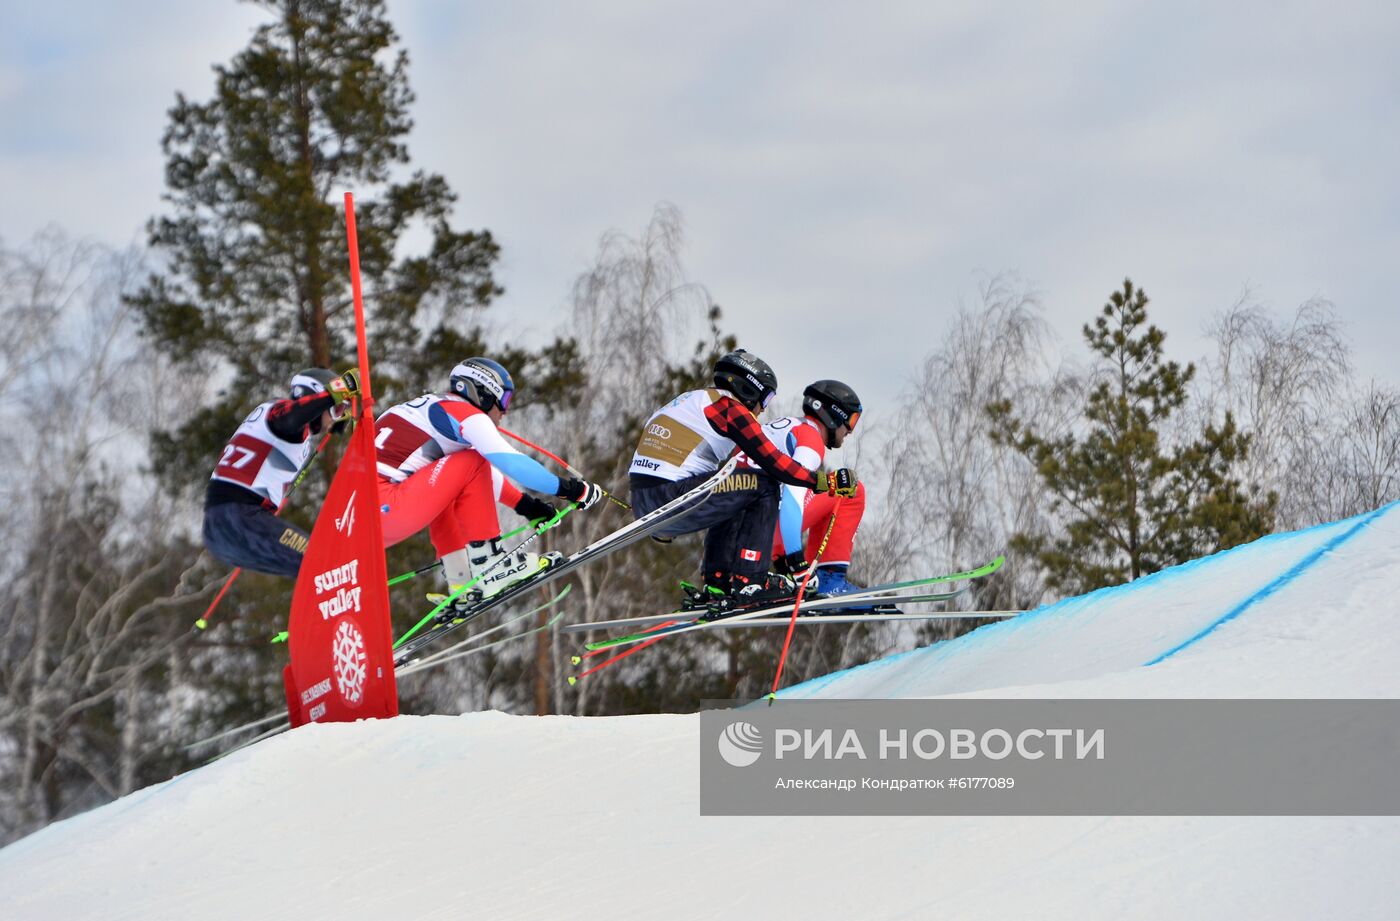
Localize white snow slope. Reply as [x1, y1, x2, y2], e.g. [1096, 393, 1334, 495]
[3, 502, 1400, 920]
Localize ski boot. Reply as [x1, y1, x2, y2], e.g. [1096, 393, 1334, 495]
[685, 571, 795, 619]
[815, 564, 860, 595]
[679, 580, 727, 612]
[431, 538, 560, 623]
[717, 572, 798, 614]
[814, 564, 874, 612]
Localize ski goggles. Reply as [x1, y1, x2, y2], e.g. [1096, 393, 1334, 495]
[845, 410, 860, 431]
[498, 388, 515, 412]
[761, 390, 775, 411]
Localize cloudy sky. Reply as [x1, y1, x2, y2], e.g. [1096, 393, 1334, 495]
[4, 1, 1398, 417]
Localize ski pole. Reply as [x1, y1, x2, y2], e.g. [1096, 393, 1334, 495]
[567, 627, 674, 685]
[767, 500, 842, 704]
[386, 560, 440, 588]
[569, 613, 678, 668]
[194, 430, 334, 631]
[499, 427, 631, 510]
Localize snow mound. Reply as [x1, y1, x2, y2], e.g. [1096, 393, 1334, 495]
[788, 500, 1400, 700]
[3, 503, 1398, 920]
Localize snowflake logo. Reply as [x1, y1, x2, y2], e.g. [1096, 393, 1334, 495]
[331, 619, 368, 706]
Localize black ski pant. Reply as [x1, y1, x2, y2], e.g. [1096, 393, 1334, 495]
[629, 469, 780, 587]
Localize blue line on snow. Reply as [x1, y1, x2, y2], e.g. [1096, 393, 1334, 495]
[1144, 500, 1397, 666]
[781, 500, 1398, 698]
[781, 517, 1339, 697]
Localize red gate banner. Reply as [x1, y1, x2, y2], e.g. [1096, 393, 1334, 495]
[283, 412, 397, 725]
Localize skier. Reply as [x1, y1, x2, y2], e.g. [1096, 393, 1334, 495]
[374, 357, 605, 602]
[203, 367, 359, 578]
[629, 349, 858, 609]
[753, 380, 868, 596]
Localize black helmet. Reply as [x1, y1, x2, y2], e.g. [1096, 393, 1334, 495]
[450, 357, 515, 412]
[713, 349, 778, 411]
[802, 379, 862, 447]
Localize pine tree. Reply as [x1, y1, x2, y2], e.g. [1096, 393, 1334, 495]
[987, 279, 1276, 595]
[121, 0, 601, 730]
[130, 0, 502, 483]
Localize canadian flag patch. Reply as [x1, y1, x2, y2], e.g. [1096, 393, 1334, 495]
[741, 549, 761, 561]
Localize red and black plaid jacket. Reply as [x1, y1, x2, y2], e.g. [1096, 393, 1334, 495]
[704, 395, 820, 490]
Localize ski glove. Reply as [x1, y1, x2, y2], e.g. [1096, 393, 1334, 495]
[330, 369, 361, 404]
[815, 467, 859, 498]
[774, 551, 811, 579]
[514, 493, 558, 524]
[557, 477, 605, 510]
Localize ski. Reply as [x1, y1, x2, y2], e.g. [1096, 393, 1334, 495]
[582, 586, 968, 649]
[560, 585, 965, 636]
[399, 610, 567, 676]
[391, 457, 740, 665]
[580, 555, 1004, 651]
[563, 593, 1005, 686]
[576, 556, 1004, 638]
[658, 607, 1021, 629]
[184, 711, 286, 753]
[205, 718, 291, 764]
[396, 585, 572, 671]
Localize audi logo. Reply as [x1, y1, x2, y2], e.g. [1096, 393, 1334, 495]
[647, 423, 672, 439]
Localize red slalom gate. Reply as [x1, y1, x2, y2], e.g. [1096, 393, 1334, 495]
[282, 192, 398, 726]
